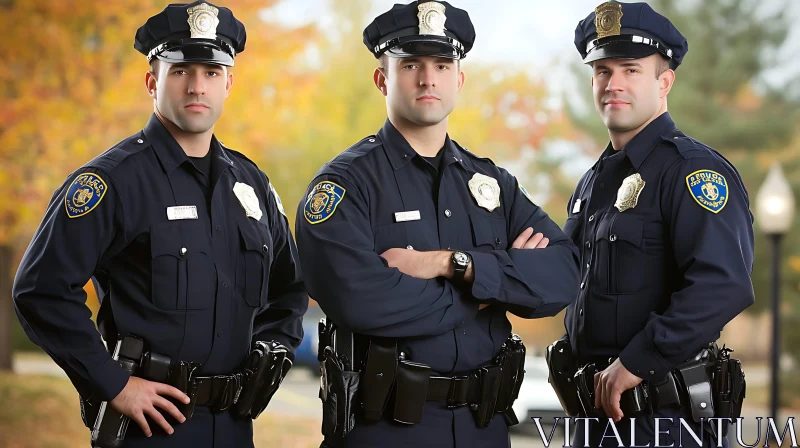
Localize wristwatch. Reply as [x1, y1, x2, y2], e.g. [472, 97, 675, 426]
[451, 251, 472, 281]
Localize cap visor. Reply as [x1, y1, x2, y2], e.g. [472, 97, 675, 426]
[156, 42, 234, 67]
[583, 41, 658, 65]
[385, 38, 460, 59]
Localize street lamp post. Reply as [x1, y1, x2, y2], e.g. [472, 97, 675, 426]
[755, 162, 795, 420]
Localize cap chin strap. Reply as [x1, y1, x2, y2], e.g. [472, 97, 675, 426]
[147, 38, 236, 62]
[586, 34, 673, 59]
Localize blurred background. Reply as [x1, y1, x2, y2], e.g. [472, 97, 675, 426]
[1, 0, 799, 446]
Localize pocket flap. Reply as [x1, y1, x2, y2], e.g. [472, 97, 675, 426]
[150, 221, 211, 258]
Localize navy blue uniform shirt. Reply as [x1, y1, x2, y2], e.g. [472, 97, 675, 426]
[563, 112, 754, 382]
[13, 115, 308, 448]
[295, 120, 579, 447]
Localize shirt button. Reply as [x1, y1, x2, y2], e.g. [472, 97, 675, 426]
[610, 234, 618, 242]
[222, 281, 228, 288]
[494, 238, 501, 246]
[579, 308, 584, 316]
[599, 182, 605, 189]
[263, 245, 269, 253]
[586, 262, 590, 269]
[585, 242, 592, 249]
[580, 282, 585, 289]
[180, 247, 188, 256]
[588, 215, 594, 222]
[368, 138, 376, 143]
[406, 245, 413, 250]
[217, 331, 224, 337]
[216, 225, 221, 231]
[649, 370, 655, 375]
[137, 138, 144, 144]
[444, 209, 452, 218]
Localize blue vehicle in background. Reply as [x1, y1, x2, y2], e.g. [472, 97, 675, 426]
[295, 305, 325, 371]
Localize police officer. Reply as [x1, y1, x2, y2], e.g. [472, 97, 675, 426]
[563, 2, 754, 446]
[295, 1, 579, 447]
[12, 2, 307, 447]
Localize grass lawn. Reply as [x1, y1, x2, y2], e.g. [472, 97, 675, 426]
[0, 373, 321, 448]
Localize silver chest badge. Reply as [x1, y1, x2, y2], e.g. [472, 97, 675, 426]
[615, 173, 646, 212]
[233, 182, 263, 220]
[469, 173, 501, 212]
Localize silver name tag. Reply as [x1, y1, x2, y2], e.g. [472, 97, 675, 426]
[572, 199, 582, 214]
[167, 206, 198, 221]
[394, 210, 421, 222]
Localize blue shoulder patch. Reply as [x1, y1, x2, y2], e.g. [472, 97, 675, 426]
[65, 173, 108, 218]
[269, 182, 287, 218]
[686, 169, 728, 213]
[304, 181, 346, 224]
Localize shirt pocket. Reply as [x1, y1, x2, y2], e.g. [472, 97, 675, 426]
[237, 220, 273, 308]
[608, 213, 645, 294]
[469, 213, 507, 251]
[150, 221, 215, 310]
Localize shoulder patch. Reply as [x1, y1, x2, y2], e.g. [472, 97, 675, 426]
[519, 184, 536, 205]
[686, 169, 728, 213]
[269, 182, 287, 218]
[304, 181, 346, 224]
[65, 173, 108, 218]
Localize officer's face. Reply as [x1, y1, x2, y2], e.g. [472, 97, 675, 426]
[146, 61, 233, 134]
[374, 56, 464, 127]
[591, 55, 673, 135]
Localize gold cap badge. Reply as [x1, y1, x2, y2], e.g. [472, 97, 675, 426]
[615, 173, 645, 212]
[595, 2, 623, 39]
[187, 3, 220, 40]
[418, 2, 447, 36]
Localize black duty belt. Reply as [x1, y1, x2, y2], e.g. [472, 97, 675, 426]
[426, 374, 481, 407]
[192, 373, 245, 410]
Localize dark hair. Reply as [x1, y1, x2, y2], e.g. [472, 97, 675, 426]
[149, 59, 161, 77]
[377, 54, 461, 73]
[656, 54, 671, 79]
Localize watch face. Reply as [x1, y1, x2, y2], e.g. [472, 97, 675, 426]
[454, 252, 469, 265]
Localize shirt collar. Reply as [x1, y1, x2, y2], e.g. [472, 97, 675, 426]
[377, 119, 475, 173]
[143, 114, 234, 173]
[621, 112, 678, 170]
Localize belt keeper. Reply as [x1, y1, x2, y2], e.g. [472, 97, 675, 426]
[446, 376, 469, 408]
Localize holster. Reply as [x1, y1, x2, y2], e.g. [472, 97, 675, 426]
[321, 346, 359, 439]
[230, 341, 292, 420]
[361, 338, 397, 422]
[711, 346, 746, 436]
[91, 335, 145, 448]
[494, 334, 526, 425]
[574, 362, 652, 418]
[545, 337, 582, 416]
[470, 334, 527, 428]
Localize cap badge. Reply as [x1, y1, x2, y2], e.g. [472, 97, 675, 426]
[595, 2, 623, 39]
[187, 3, 220, 39]
[418, 2, 447, 36]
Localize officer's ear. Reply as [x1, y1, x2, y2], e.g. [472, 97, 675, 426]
[457, 67, 465, 92]
[374, 67, 388, 96]
[658, 69, 675, 99]
[145, 62, 159, 100]
[225, 67, 234, 98]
